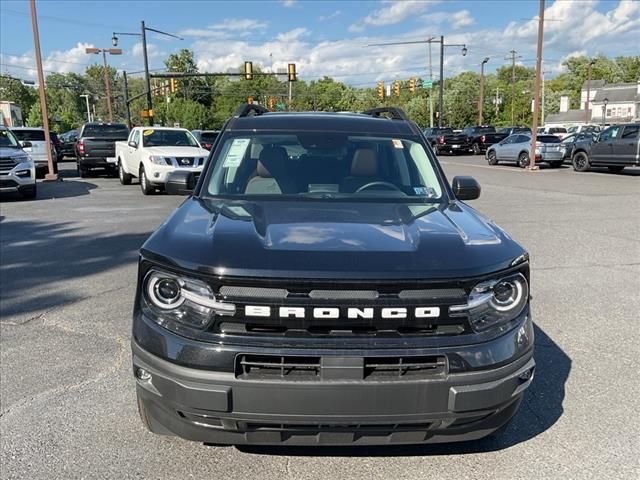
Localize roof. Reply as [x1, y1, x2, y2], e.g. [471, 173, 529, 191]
[228, 111, 418, 135]
[581, 79, 605, 90]
[545, 109, 592, 124]
[592, 83, 639, 103]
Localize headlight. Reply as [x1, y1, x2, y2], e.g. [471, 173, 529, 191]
[142, 269, 235, 330]
[149, 155, 170, 165]
[450, 272, 529, 332]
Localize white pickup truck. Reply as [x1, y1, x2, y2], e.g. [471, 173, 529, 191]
[115, 127, 210, 195]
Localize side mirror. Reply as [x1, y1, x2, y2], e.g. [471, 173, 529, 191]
[452, 176, 481, 201]
[128, 140, 138, 148]
[21, 141, 32, 148]
[166, 170, 196, 195]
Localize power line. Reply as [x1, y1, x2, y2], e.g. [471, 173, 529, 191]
[0, 7, 130, 30]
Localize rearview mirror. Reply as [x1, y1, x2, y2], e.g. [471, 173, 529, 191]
[452, 176, 481, 201]
[21, 141, 32, 148]
[166, 170, 196, 195]
[128, 140, 138, 148]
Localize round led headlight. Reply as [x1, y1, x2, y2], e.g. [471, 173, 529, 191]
[146, 273, 184, 310]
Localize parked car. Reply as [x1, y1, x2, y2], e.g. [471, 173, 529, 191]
[0, 126, 36, 199]
[115, 127, 209, 194]
[571, 123, 640, 173]
[559, 132, 595, 162]
[59, 129, 78, 159]
[486, 133, 563, 168]
[536, 126, 567, 140]
[10, 127, 57, 178]
[422, 127, 454, 147]
[434, 126, 507, 155]
[191, 129, 220, 151]
[132, 104, 535, 446]
[75, 122, 129, 177]
[497, 126, 531, 136]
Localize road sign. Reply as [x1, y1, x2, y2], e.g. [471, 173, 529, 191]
[423, 80, 433, 89]
[140, 109, 153, 118]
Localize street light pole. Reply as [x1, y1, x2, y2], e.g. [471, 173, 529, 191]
[585, 59, 596, 123]
[602, 98, 608, 125]
[102, 50, 113, 121]
[80, 94, 91, 122]
[528, 0, 545, 171]
[29, 0, 56, 181]
[479, 57, 489, 125]
[122, 71, 131, 128]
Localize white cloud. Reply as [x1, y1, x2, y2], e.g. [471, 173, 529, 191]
[43, 43, 95, 74]
[276, 28, 309, 42]
[281, 0, 297, 7]
[178, 28, 227, 39]
[208, 18, 268, 31]
[130, 42, 164, 60]
[451, 10, 474, 29]
[319, 10, 341, 22]
[349, 1, 439, 32]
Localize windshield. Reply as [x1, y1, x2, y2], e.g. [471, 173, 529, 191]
[0, 128, 21, 147]
[199, 131, 219, 143]
[12, 129, 45, 141]
[82, 124, 129, 138]
[203, 133, 445, 202]
[538, 135, 561, 143]
[142, 129, 199, 147]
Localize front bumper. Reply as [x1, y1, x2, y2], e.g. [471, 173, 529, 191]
[145, 165, 203, 185]
[132, 314, 535, 445]
[0, 163, 36, 192]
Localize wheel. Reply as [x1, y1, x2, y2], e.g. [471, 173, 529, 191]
[572, 152, 590, 172]
[608, 166, 624, 173]
[19, 184, 37, 199]
[472, 143, 481, 155]
[118, 160, 132, 185]
[550, 161, 563, 168]
[139, 165, 154, 195]
[517, 152, 529, 168]
[77, 163, 88, 178]
[487, 150, 499, 165]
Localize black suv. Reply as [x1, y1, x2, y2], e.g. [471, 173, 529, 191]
[132, 105, 534, 446]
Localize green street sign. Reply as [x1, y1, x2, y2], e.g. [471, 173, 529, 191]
[423, 80, 433, 89]
[276, 102, 287, 110]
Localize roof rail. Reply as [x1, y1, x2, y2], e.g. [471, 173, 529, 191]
[362, 107, 409, 121]
[234, 103, 269, 118]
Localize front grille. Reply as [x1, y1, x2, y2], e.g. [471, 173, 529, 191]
[175, 157, 195, 167]
[0, 157, 18, 172]
[0, 179, 18, 188]
[215, 282, 469, 338]
[236, 354, 447, 381]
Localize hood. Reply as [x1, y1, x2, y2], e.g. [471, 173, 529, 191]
[145, 146, 209, 157]
[0, 146, 30, 160]
[142, 198, 526, 280]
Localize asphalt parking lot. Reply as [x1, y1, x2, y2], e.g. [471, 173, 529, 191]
[1, 158, 639, 480]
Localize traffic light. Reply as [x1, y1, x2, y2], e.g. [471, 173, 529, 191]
[268, 97, 276, 110]
[393, 80, 400, 97]
[377, 81, 384, 100]
[409, 78, 416, 94]
[288, 63, 297, 82]
[170, 78, 178, 94]
[244, 61, 253, 80]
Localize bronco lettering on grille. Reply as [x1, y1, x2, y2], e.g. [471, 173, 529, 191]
[244, 306, 440, 319]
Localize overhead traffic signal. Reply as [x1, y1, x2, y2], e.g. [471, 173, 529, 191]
[244, 61, 253, 80]
[409, 78, 416, 94]
[377, 81, 384, 100]
[268, 96, 276, 110]
[393, 80, 400, 97]
[288, 63, 297, 82]
[169, 78, 178, 93]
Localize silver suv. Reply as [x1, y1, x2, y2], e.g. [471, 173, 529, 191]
[0, 126, 36, 199]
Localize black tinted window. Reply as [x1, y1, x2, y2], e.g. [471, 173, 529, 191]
[12, 129, 45, 141]
[538, 135, 561, 143]
[82, 124, 129, 138]
[199, 132, 219, 142]
[621, 125, 639, 139]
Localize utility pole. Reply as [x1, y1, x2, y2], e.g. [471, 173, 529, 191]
[141, 21, 153, 125]
[528, 0, 545, 171]
[80, 94, 91, 122]
[439, 35, 445, 128]
[123, 71, 131, 128]
[585, 59, 596, 123]
[428, 41, 433, 127]
[507, 49, 521, 125]
[102, 50, 113, 122]
[479, 57, 489, 125]
[29, 0, 56, 181]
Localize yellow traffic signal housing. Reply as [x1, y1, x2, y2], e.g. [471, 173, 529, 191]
[393, 80, 400, 97]
[409, 78, 416, 94]
[377, 81, 384, 100]
[244, 61, 253, 80]
[268, 97, 276, 110]
[170, 78, 178, 93]
[288, 63, 297, 82]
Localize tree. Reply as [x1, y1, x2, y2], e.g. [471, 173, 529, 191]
[0, 76, 38, 119]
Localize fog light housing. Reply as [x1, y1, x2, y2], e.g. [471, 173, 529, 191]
[15, 169, 31, 177]
[136, 368, 152, 381]
[154, 172, 160, 178]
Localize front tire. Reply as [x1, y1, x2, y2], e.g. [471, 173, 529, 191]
[487, 150, 499, 165]
[19, 184, 37, 199]
[139, 165, 154, 195]
[119, 160, 132, 185]
[472, 143, 481, 155]
[608, 166, 624, 173]
[572, 152, 590, 172]
[517, 152, 529, 168]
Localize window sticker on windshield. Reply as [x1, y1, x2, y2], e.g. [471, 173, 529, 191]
[413, 186, 437, 197]
[143, 129, 154, 136]
[392, 139, 404, 149]
[223, 138, 251, 168]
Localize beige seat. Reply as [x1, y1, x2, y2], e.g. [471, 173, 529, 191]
[245, 146, 292, 194]
[340, 148, 382, 193]
[245, 158, 282, 194]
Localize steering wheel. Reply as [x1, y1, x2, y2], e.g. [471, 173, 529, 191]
[355, 181, 403, 193]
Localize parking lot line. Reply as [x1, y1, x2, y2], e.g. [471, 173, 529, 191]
[438, 160, 572, 173]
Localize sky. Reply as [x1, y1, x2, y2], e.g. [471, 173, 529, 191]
[1, 0, 639, 87]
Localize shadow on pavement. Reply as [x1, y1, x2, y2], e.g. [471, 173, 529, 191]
[0, 179, 98, 202]
[237, 324, 570, 457]
[0, 219, 149, 318]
